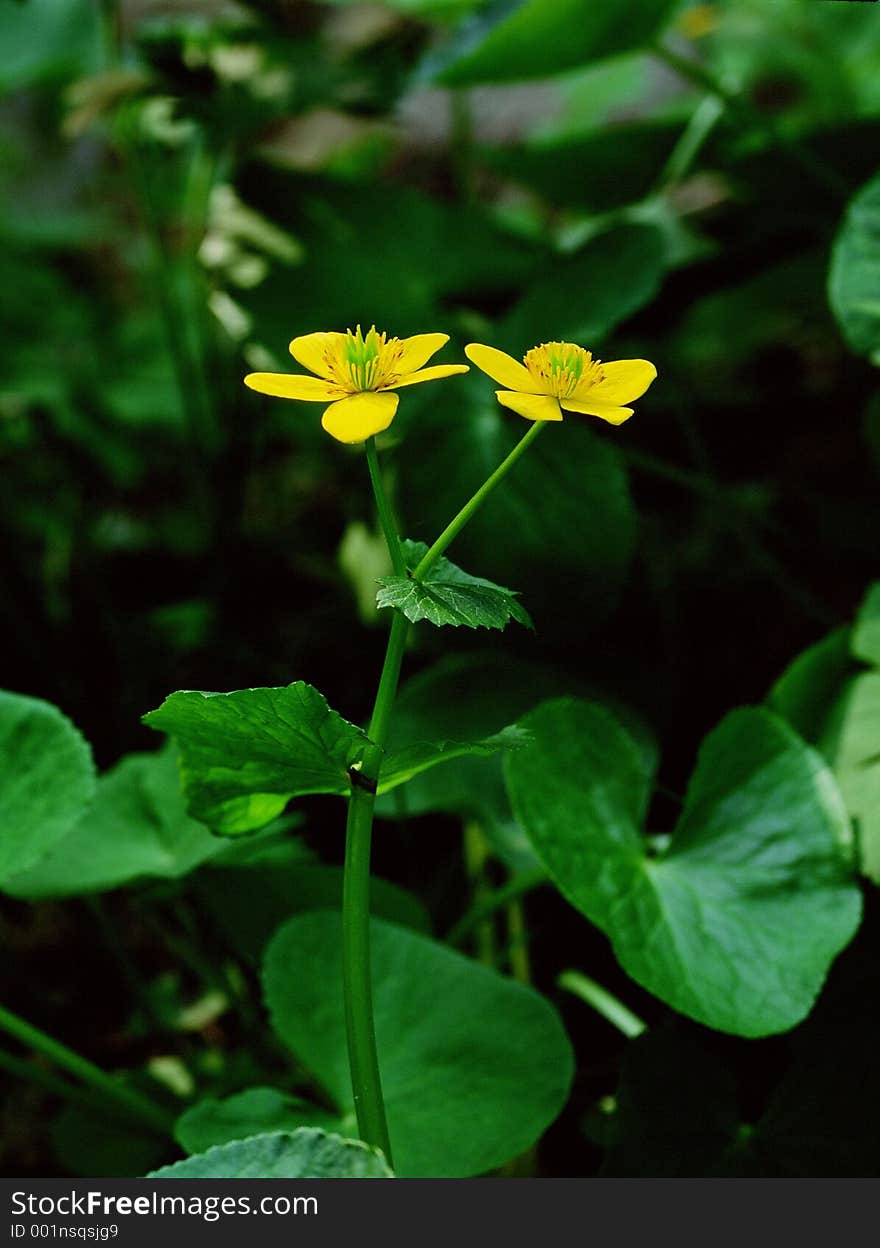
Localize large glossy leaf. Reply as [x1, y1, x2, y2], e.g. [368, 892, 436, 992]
[149, 1128, 392, 1178]
[0, 690, 96, 884]
[829, 169, 880, 361]
[377, 540, 531, 630]
[262, 912, 573, 1177]
[431, 0, 678, 86]
[505, 699, 861, 1036]
[5, 746, 226, 898]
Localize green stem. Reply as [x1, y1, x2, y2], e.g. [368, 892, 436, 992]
[557, 971, 647, 1039]
[446, 867, 546, 948]
[414, 421, 545, 579]
[0, 1003, 171, 1135]
[341, 444, 416, 1162]
[342, 612, 409, 1164]
[365, 437, 405, 576]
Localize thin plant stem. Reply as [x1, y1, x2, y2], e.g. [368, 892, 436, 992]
[414, 420, 546, 578]
[365, 437, 405, 575]
[0, 1003, 171, 1135]
[446, 867, 547, 948]
[557, 971, 647, 1039]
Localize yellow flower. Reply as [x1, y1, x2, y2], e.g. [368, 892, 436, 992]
[464, 341, 657, 427]
[244, 325, 468, 443]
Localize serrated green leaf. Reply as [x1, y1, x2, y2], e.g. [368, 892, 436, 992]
[504, 699, 862, 1037]
[377, 540, 531, 630]
[175, 1089, 340, 1156]
[829, 170, 880, 360]
[0, 690, 96, 884]
[143, 682, 370, 835]
[5, 746, 227, 898]
[262, 912, 573, 1177]
[144, 679, 525, 835]
[149, 1128, 392, 1178]
[431, 0, 678, 87]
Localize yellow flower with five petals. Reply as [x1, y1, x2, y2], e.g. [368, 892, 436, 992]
[244, 325, 469, 444]
[464, 341, 656, 426]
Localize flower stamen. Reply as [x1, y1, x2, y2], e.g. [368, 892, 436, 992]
[523, 342, 606, 398]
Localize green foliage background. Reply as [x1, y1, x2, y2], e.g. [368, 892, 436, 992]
[1, 0, 879, 1177]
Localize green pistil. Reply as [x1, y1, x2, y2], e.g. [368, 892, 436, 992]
[343, 325, 383, 391]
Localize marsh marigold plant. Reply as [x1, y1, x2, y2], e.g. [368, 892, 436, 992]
[245, 325, 469, 443]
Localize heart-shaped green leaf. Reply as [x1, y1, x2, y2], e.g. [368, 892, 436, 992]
[149, 1128, 392, 1178]
[262, 911, 573, 1176]
[0, 690, 96, 884]
[504, 699, 861, 1036]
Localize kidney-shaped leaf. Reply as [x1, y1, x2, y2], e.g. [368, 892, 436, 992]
[149, 1128, 392, 1178]
[0, 690, 96, 884]
[504, 699, 862, 1036]
[262, 912, 573, 1177]
[5, 746, 226, 898]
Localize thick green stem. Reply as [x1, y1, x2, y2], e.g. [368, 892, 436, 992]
[342, 610, 409, 1164]
[0, 1003, 171, 1135]
[415, 420, 545, 579]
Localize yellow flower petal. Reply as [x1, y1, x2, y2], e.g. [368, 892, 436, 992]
[244, 372, 342, 402]
[394, 333, 450, 375]
[496, 390, 563, 422]
[321, 391, 399, 444]
[288, 332, 344, 379]
[465, 344, 539, 392]
[581, 359, 657, 405]
[560, 396, 634, 425]
[387, 363, 469, 389]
